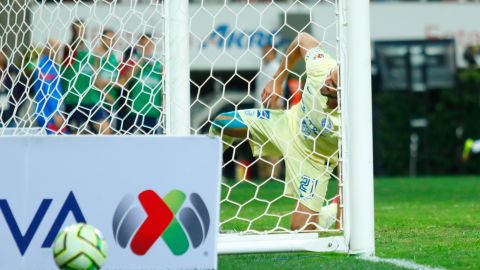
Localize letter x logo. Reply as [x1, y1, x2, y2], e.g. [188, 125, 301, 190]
[113, 190, 210, 256]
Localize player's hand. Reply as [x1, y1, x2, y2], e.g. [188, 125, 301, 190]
[53, 114, 65, 130]
[261, 81, 274, 105]
[261, 80, 282, 108]
[105, 93, 115, 104]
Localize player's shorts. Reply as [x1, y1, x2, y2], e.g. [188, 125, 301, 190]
[238, 106, 335, 212]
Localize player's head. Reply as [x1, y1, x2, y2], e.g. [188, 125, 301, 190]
[101, 29, 117, 50]
[44, 38, 61, 58]
[71, 19, 85, 40]
[138, 33, 154, 58]
[0, 51, 6, 70]
[321, 65, 339, 97]
[320, 65, 339, 108]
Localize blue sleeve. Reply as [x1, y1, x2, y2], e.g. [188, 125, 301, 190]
[32, 69, 40, 93]
[43, 66, 63, 119]
[53, 75, 64, 111]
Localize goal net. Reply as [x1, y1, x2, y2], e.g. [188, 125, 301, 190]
[0, 0, 374, 255]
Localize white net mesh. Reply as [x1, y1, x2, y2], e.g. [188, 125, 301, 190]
[0, 0, 342, 239]
[1, 1, 165, 135]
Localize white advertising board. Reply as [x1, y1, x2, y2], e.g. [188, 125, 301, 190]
[0, 136, 221, 269]
[30, 2, 480, 69]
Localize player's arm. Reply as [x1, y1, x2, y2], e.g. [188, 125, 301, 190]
[92, 55, 107, 89]
[116, 59, 136, 89]
[261, 32, 320, 106]
[92, 56, 117, 104]
[93, 72, 115, 104]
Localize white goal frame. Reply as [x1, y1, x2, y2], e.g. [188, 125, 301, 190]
[166, 0, 375, 255]
[0, 0, 373, 258]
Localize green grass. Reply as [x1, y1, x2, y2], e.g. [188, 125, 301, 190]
[218, 176, 480, 270]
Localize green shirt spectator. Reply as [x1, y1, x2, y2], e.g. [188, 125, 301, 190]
[124, 33, 163, 134]
[61, 48, 87, 107]
[69, 50, 118, 108]
[129, 59, 162, 118]
[97, 52, 120, 111]
[60, 49, 110, 132]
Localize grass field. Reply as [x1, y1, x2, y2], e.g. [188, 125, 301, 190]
[218, 176, 480, 270]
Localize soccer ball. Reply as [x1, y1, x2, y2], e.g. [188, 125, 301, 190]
[52, 223, 108, 270]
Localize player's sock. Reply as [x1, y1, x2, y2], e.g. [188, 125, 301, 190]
[318, 198, 338, 229]
[463, 138, 474, 161]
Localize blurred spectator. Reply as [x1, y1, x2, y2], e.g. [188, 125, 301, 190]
[32, 38, 66, 134]
[61, 19, 87, 133]
[463, 45, 480, 68]
[116, 35, 142, 133]
[125, 34, 163, 134]
[70, 28, 120, 134]
[93, 28, 123, 134]
[63, 19, 87, 65]
[0, 51, 28, 128]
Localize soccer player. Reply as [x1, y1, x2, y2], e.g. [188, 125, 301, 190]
[463, 138, 480, 161]
[210, 32, 339, 230]
[32, 38, 66, 134]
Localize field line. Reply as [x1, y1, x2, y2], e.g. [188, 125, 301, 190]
[358, 256, 446, 270]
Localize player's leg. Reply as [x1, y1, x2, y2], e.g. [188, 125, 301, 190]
[96, 120, 112, 135]
[89, 106, 112, 135]
[210, 111, 248, 138]
[68, 106, 86, 134]
[68, 106, 90, 134]
[291, 196, 338, 231]
[291, 202, 318, 230]
[209, 111, 249, 151]
[135, 115, 159, 134]
[284, 155, 338, 231]
[257, 156, 283, 181]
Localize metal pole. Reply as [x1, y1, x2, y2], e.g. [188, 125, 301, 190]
[164, 0, 190, 135]
[340, 0, 375, 256]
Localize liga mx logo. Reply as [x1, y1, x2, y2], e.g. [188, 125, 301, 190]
[112, 190, 210, 256]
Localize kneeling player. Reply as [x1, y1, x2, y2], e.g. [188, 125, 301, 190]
[210, 32, 340, 230]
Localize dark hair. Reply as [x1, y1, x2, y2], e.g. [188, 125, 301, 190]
[0, 51, 7, 69]
[102, 28, 116, 38]
[123, 47, 135, 62]
[139, 33, 152, 43]
[72, 19, 84, 27]
[70, 19, 85, 45]
[137, 33, 154, 47]
[141, 33, 152, 39]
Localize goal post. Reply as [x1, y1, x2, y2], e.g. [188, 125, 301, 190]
[340, 0, 375, 256]
[0, 0, 375, 257]
[185, 0, 374, 255]
[165, 0, 190, 136]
